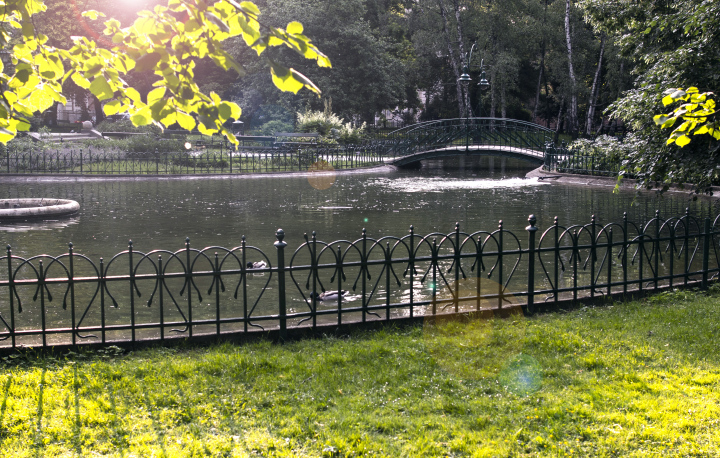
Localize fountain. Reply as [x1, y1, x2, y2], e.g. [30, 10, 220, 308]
[0, 198, 80, 220]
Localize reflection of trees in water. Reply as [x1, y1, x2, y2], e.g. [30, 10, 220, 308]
[1, 172, 718, 261]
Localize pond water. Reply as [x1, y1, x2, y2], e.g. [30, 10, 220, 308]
[1, 161, 717, 259]
[2, 161, 719, 345]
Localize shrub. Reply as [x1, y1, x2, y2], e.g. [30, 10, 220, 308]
[297, 100, 366, 145]
[568, 135, 629, 161]
[253, 119, 294, 136]
[96, 119, 162, 134]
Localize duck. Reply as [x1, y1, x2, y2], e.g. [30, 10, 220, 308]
[309, 290, 348, 301]
[246, 261, 267, 269]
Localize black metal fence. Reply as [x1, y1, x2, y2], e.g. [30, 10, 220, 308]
[0, 144, 387, 175]
[2, 211, 719, 349]
[543, 150, 620, 176]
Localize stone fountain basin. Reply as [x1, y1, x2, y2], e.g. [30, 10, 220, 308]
[0, 198, 80, 220]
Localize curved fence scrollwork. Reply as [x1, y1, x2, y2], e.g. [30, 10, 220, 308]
[1, 210, 719, 349]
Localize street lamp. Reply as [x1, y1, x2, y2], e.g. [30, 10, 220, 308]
[458, 43, 490, 151]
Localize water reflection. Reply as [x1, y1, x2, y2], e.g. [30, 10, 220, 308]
[0, 216, 80, 233]
[0, 164, 718, 260]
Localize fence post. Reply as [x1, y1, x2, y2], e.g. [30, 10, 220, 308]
[6, 245, 15, 348]
[524, 215, 538, 315]
[702, 217, 711, 289]
[128, 240, 136, 343]
[68, 242, 76, 346]
[275, 229, 288, 341]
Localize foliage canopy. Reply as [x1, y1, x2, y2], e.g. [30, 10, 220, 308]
[0, 0, 330, 145]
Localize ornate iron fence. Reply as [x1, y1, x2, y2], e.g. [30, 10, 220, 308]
[1, 211, 719, 349]
[2, 119, 561, 175]
[543, 149, 620, 176]
[383, 118, 555, 160]
[0, 144, 386, 175]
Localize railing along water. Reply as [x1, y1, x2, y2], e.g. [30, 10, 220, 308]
[543, 149, 621, 176]
[1, 119, 557, 175]
[0, 143, 387, 175]
[1, 211, 719, 349]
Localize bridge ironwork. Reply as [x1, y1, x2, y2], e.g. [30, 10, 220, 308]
[0, 118, 561, 175]
[379, 118, 556, 167]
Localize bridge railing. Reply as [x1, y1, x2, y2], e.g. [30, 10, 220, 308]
[2, 212, 719, 349]
[383, 118, 555, 159]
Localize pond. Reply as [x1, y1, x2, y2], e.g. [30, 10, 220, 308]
[1, 161, 718, 346]
[0, 161, 715, 259]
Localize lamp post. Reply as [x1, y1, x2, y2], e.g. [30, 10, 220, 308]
[458, 43, 490, 151]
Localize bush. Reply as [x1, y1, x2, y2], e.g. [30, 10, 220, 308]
[96, 119, 161, 134]
[297, 100, 366, 145]
[568, 135, 629, 161]
[253, 119, 294, 136]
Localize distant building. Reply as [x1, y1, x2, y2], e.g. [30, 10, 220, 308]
[56, 93, 97, 124]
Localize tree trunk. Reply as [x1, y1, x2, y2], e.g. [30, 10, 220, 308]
[500, 82, 507, 119]
[532, 52, 544, 124]
[532, 0, 549, 124]
[93, 95, 105, 125]
[438, 0, 465, 118]
[585, 33, 605, 136]
[554, 97, 565, 143]
[564, 0, 579, 138]
[452, 0, 469, 118]
[490, 79, 497, 118]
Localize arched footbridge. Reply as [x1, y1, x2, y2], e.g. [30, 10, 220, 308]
[379, 118, 556, 167]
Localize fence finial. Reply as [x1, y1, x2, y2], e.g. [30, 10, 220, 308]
[275, 228, 285, 244]
[526, 214, 537, 231]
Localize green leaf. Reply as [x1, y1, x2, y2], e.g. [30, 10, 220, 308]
[0, 127, 17, 144]
[694, 125, 709, 135]
[653, 114, 669, 125]
[240, 1, 260, 15]
[676, 135, 691, 147]
[288, 68, 321, 94]
[130, 106, 153, 126]
[271, 65, 303, 94]
[176, 111, 196, 131]
[205, 12, 230, 33]
[147, 86, 166, 105]
[71, 72, 91, 90]
[82, 10, 105, 20]
[134, 52, 162, 73]
[103, 100, 122, 116]
[89, 77, 115, 101]
[286, 21, 303, 34]
[125, 88, 142, 104]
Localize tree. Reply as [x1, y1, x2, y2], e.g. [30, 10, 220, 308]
[579, 0, 720, 193]
[0, 0, 330, 144]
[229, 0, 409, 124]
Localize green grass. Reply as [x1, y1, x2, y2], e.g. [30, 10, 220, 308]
[2, 288, 720, 456]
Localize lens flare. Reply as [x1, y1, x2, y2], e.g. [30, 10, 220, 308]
[308, 161, 336, 190]
[422, 278, 533, 383]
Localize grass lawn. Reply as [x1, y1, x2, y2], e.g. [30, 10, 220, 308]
[1, 288, 720, 457]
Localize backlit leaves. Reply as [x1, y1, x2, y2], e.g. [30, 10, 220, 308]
[654, 87, 719, 147]
[0, 0, 330, 145]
